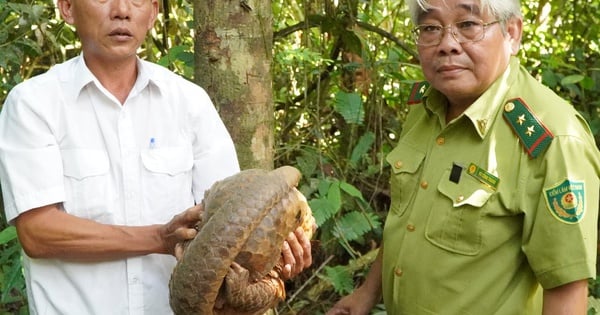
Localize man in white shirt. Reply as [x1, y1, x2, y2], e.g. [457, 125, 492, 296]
[0, 0, 312, 313]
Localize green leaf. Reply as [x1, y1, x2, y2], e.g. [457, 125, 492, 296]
[333, 211, 381, 242]
[295, 152, 319, 177]
[561, 74, 585, 86]
[0, 226, 17, 245]
[349, 131, 375, 167]
[308, 198, 338, 226]
[317, 178, 332, 197]
[326, 180, 342, 212]
[334, 91, 364, 125]
[323, 265, 354, 295]
[339, 181, 365, 201]
[541, 69, 558, 88]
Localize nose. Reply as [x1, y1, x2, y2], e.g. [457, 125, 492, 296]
[437, 25, 462, 54]
[111, 0, 131, 20]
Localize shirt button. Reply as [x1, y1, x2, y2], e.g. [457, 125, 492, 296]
[436, 137, 445, 145]
[420, 181, 428, 189]
[394, 267, 404, 277]
[406, 224, 416, 232]
[456, 195, 465, 203]
[394, 161, 403, 169]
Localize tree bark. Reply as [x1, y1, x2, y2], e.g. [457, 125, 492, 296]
[194, 0, 274, 170]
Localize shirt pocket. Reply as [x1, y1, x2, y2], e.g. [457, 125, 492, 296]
[62, 149, 114, 222]
[140, 145, 194, 222]
[425, 168, 494, 256]
[386, 144, 425, 217]
[141, 146, 194, 176]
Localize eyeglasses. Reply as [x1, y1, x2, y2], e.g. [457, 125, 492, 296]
[412, 20, 502, 47]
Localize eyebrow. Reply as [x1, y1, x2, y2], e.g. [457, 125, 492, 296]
[418, 3, 482, 20]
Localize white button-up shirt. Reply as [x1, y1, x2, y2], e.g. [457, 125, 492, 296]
[0, 55, 240, 314]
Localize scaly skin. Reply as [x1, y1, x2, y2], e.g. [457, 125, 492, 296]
[169, 166, 314, 315]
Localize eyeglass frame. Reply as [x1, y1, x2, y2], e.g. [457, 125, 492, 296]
[412, 20, 503, 47]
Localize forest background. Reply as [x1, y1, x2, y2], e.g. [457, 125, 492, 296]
[1, 0, 599, 314]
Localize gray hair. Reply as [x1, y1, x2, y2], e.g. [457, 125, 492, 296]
[407, 0, 522, 23]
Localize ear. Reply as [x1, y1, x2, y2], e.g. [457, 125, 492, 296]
[505, 17, 523, 55]
[147, 0, 159, 31]
[57, 0, 75, 25]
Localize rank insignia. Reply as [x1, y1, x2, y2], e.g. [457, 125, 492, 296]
[544, 179, 585, 224]
[407, 81, 430, 105]
[503, 98, 553, 159]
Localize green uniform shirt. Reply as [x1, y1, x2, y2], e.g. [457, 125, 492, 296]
[383, 57, 600, 314]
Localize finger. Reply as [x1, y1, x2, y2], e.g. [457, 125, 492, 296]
[286, 231, 305, 274]
[294, 227, 313, 266]
[282, 262, 292, 280]
[280, 240, 294, 280]
[174, 243, 184, 260]
[176, 227, 198, 241]
[182, 204, 203, 223]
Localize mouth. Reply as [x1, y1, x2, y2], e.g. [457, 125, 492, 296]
[437, 65, 465, 72]
[108, 28, 133, 38]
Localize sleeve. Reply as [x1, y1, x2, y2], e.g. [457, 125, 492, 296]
[0, 84, 65, 223]
[187, 86, 240, 203]
[521, 125, 600, 289]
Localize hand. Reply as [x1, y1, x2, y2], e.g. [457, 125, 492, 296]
[159, 204, 203, 258]
[326, 287, 375, 315]
[280, 227, 313, 280]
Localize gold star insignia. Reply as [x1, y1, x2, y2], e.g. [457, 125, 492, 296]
[526, 125, 535, 136]
[516, 114, 526, 125]
[420, 85, 427, 94]
[477, 119, 487, 134]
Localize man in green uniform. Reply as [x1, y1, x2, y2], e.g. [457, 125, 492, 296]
[327, 0, 600, 314]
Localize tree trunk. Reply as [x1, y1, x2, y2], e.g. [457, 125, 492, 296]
[194, 0, 274, 170]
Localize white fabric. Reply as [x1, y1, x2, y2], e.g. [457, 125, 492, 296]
[0, 55, 240, 315]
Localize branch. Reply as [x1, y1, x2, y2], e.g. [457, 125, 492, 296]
[273, 19, 419, 61]
[274, 20, 321, 40]
[355, 21, 419, 61]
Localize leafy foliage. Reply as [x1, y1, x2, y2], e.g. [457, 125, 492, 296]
[323, 265, 355, 295]
[0, 226, 26, 315]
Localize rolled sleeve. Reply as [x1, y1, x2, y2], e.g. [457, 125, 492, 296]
[0, 85, 65, 223]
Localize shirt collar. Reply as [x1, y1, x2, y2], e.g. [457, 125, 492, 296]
[463, 57, 519, 138]
[60, 54, 164, 102]
[423, 56, 520, 138]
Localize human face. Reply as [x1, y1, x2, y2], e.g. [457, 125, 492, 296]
[58, 0, 158, 63]
[416, 0, 522, 110]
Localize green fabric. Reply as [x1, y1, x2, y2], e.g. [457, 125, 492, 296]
[382, 57, 599, 315]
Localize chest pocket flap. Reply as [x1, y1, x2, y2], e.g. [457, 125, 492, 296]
[386, 144, 426, 217]
[387, 144, 425, 175]
[141, 146, 193, 176]
[438, 168, 494, 208]
[62, 149, 109, 179]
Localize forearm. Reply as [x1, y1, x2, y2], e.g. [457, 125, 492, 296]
[15, 204, 167, 262]
[542, 279, 588, 315]
[356, 247, 383, 305]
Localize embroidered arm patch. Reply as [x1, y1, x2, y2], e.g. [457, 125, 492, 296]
[544, 179, 585, 224]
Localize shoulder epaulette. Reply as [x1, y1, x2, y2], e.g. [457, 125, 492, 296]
[502, 98, 554, 159]
[407, 81, 430, 105]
